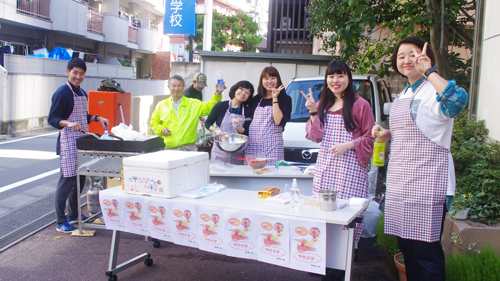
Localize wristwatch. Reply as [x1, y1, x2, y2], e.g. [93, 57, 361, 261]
[94, 115, 100, 122]
[424, 65, 438, 79]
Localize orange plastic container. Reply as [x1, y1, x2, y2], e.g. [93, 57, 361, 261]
[88, 91, 131, 135]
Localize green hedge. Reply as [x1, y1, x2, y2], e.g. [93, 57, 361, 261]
[451, 111, 500, 224]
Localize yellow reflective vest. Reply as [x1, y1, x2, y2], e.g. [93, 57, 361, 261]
[150, 94, 222, 148]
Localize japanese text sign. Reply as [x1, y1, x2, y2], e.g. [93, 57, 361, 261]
[164, 0, 196, 35]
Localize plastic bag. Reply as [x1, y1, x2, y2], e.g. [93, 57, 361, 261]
[49, 47, 71, 60]
[111, 123, 142, 140]
[361, 200, 381, 238]
[178, 183, 227, 199]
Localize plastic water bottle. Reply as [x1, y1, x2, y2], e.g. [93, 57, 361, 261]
[372, 130, 386, 167]
[216, 71, 224, 92]
[290, 178, 301, 209]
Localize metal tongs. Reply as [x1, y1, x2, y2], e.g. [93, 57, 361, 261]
[100, 129, 123, 140]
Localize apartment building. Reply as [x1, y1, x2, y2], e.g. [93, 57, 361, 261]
[0, 0, 170, 79]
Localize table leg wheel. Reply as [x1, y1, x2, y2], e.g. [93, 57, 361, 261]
[152, 239, 161, 248]
[144, 258, 153, 267]
[108, 275, 117, 281]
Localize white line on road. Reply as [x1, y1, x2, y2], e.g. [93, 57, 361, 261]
[0, 132, 58, 145]
[0, 169, 59, 194]
[0, 149, 59, 160]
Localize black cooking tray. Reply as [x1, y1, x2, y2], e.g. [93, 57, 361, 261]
[76, 135, 164, 153]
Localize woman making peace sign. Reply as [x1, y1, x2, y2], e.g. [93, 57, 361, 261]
[304, 61, 375, 251]
[372, 37, 467, 281]
[245, 66, 292, 165]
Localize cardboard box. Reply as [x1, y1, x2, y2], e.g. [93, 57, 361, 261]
[258, 187, 280, 199]
[123, 150, 209, 198]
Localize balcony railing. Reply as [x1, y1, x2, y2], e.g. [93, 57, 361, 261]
[87, 6, 103, 34]
[128, 26, 138, 43]
[17, 0, 51, 20]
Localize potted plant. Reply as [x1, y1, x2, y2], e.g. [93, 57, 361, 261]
[376, 212, 406, 281]
[450, 196, 470, 220]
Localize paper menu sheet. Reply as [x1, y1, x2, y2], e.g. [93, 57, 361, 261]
[224, 209, 258, 260]
[257, 214, 290, 268]
[145, 197, 174, 242]
[197, 205, 226, 255]
[170, 202, 198, 248]
[99, 191, 127, 231]
[122, 196, 150, 236]
[289, 218, 326, 274]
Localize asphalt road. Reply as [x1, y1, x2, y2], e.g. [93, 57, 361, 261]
[0, 131, 64, 238]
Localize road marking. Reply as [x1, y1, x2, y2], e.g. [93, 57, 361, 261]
[0, 149, 59, 160]
[0, 169, 59, 194]
[0, 132, 58, 145]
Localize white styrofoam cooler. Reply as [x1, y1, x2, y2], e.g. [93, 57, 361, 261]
[123, 150, 209, 198]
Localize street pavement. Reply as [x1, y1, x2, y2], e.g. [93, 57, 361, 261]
[0, 208, 397, 281]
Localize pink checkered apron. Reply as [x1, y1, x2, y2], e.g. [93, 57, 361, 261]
[211, 103, 246, 164]
[312, 110, 369, 243]
[60, 82, 88, 177]
[245, 99, 284, 166]
[385, 80, 448, 243]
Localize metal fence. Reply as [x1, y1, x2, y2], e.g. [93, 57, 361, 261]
[87, 6, 103, 34]
[16, 0, 51, 20]
[267, 0, 312, 54]
[128, 26, 138, 43]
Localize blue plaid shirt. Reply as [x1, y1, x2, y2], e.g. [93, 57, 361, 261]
[406, 77, 468, 118]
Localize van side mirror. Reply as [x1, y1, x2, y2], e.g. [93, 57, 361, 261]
[383, 102, 392, 116]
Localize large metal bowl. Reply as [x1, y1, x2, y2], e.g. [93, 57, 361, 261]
[214, 133, 249, 153]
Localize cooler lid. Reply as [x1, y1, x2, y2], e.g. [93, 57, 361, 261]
[123, 150, 208, 169]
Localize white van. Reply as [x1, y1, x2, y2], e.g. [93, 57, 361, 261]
[283, 75, 392, 195]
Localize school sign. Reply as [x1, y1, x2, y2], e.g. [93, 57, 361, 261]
[164, 0, 196, 35]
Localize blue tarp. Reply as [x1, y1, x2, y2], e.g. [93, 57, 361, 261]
[49, 47, 71, 60]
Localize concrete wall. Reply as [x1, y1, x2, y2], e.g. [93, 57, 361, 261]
[130, 94, 169, 135]
[137, 27, 156, 53]
[4, 55, 134, 78]
[477, 0, 500, 141]
[103, 14, 129, 46]
[50, 0, 87, 37]
[170, 62, 203, 89]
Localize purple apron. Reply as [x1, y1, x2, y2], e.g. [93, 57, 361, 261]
[385, 80, 448, 243]
[245, 99, 284, 166]
[211, 102, 246, 164]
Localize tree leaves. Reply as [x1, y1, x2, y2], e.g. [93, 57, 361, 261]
[193, 12, 261, 52]
[306, 0, 475, 83]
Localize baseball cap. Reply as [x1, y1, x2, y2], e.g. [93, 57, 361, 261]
[193, 73, 207, 87]
[98, 78, 126, 93]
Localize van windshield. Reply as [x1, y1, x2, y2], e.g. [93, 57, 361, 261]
[286, 79, 373, 122]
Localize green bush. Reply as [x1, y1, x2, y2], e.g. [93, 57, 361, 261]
[446, 245, 500, 281]
[451, 110, 500, 224]
[375, 212, 400, 256]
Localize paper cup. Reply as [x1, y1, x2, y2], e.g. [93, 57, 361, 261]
[319, 190, 338, 211]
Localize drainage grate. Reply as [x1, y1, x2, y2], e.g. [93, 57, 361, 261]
[0, 211, 56, 252]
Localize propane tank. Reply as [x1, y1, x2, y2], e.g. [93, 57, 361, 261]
[87, 177, 102, 215]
